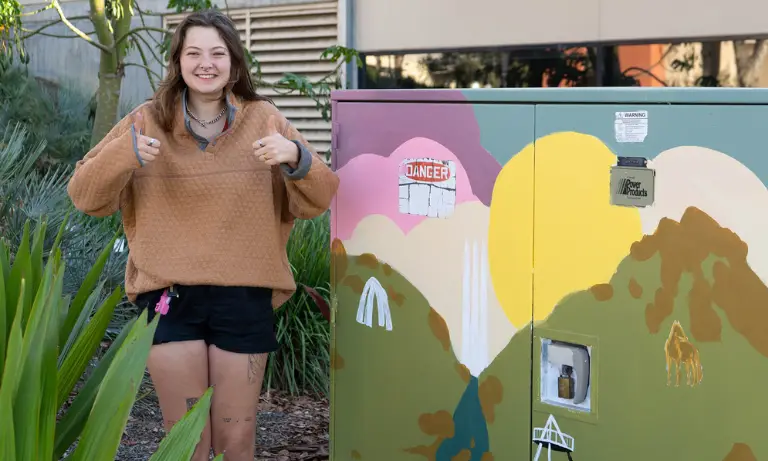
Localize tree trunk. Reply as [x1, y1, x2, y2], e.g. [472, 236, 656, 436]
[90, 53, 123, 147]
[700, 41, 721, 86]
[734, 39, 768, 87]
[88, 0, 132, 147]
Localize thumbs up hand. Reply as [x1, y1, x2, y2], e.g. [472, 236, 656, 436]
[253, 115, 299, 169]
[133, 111, 161, 165]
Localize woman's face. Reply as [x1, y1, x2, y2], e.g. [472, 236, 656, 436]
[180, 26, 232, 97]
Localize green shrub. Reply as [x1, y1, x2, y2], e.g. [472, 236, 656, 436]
[0, 126, 126, 301]
[0, 66, 92, 166]
[0, 219, 215, 461]
[265, 213, 331, 396]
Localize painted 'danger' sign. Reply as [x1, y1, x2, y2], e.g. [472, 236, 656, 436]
[398, 158, 456, 218]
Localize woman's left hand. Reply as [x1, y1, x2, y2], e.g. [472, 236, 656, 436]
[253, 115, 299, 169]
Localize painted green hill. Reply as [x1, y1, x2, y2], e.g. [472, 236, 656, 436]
[331, 242, 469, 461]
[486, 207, 768, 461]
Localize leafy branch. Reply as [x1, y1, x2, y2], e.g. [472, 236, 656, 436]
[52, 0, 111, 53]
[128, 37, 160, 91]
[114, 25, 171, 48]
[19, 14, 91, 40]
[250, 45, 362, 121]
[621, 67, 668, 87]
[22, 29, 96, 39]
[132, 2, 164, 50]
[0, 0, 24, 64]
[124, 61, 161, 79]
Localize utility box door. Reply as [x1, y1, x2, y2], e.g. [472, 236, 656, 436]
[330, 100, 535, 461]
[530, 102, 768, 461]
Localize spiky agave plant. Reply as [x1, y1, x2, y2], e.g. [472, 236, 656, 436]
[0, 218, 218, 460]
[0, 126, 125, 307]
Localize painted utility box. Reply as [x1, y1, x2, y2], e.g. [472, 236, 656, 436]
[328, 88, 768, 461]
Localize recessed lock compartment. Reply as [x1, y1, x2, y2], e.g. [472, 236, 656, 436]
[540, 339, 592, 412]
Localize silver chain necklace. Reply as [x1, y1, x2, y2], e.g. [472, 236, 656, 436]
[187, 106, 226, 128]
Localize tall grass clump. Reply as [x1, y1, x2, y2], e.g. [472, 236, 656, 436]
[265, 213, 331, 396]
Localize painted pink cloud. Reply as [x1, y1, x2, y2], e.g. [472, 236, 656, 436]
[332, 137, 479, 241]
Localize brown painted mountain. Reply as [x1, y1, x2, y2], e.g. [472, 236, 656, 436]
[484, 206, 768, 461]
[331, 241, 471, 461]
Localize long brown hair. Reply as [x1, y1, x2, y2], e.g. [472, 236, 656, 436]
[152, 9, 271, 131]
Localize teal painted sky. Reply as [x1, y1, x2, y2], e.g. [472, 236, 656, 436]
[469, 102, 768, 186]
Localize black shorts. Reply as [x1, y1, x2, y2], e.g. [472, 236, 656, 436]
[135, 285, 279, 354]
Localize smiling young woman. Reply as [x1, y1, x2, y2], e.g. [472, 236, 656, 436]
[66, 9, 339, 461]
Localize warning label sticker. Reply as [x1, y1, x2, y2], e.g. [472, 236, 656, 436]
[614, 111, 648, 143]
[398, 158, 456, 218]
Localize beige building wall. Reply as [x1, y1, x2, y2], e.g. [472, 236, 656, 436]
[353, 0, 768, 53]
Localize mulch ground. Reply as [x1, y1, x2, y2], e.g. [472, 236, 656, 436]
[116, 383, 330, 461]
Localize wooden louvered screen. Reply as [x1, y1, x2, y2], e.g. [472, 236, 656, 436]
[163, 1, 338, 154]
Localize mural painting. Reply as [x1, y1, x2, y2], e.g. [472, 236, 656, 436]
[331, 100, 522, 461]
[331, 94, 768, 461]
[532, 415, 576, 461]
[356, 276, 393, 331]
[664, 320, 703, 387]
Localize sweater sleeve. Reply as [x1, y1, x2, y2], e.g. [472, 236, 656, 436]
[67, 111, 144, 217]
[277, 114, 340, 220]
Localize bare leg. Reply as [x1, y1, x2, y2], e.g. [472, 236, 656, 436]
[209, 345, 268, 460]
[147, 340, 212, 461]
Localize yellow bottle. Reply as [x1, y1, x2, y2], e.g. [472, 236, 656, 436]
[558, 365, 575, 400]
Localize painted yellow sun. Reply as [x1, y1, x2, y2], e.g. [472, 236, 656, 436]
[489, 132, 643, 328]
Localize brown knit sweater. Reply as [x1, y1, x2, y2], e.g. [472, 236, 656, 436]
[67, 93, 339, 307]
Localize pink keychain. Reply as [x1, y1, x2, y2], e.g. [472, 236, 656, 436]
[155, 289, 171, 315]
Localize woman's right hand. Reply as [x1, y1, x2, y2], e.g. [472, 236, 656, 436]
[134, 112, 161, 164]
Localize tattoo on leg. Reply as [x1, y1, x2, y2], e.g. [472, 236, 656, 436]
[247, 353, 267, 384]
[165, 419, 178, 426]
[186, 397, 199, 411]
